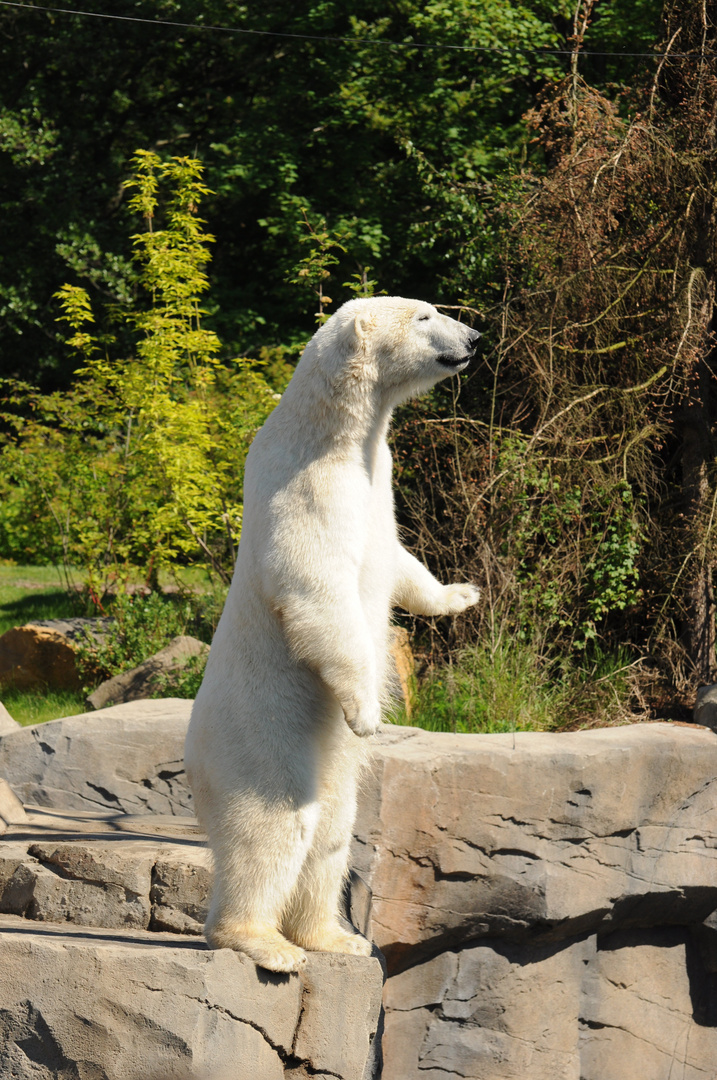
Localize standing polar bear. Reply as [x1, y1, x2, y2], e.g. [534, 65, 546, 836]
[185, 296, 481, 972]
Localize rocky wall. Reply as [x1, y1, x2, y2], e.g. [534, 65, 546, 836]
[1, 705, 716, 1078]
[0, 801, 384, 1080]
[352, 722, 717, 1080]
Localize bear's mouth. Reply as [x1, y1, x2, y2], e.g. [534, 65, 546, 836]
[436, 353, 473, 369]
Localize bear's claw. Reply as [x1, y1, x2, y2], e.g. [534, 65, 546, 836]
[206, 921, 307, 973]
[442, 582, 481, 614]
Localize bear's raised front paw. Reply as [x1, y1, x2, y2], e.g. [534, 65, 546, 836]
[442, 582, 481, 615]
[343, 698, 381, 738]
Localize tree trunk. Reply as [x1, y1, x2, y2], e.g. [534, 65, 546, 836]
[680, 300, 717, 684]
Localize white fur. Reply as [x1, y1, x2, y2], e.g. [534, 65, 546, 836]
[185, 296, 480, 971]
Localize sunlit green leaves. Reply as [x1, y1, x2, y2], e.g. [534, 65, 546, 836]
[0, 152, 278, 587]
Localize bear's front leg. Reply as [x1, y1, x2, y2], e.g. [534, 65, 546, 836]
[278, 588, 383, 738]
[393, 543, 480, 617]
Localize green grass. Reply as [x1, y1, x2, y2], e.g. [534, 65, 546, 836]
[396, 641, 555, 734]
[393, 641, 640, 734]
[2, 686, 88, 726]
[0, 563, 86, 638]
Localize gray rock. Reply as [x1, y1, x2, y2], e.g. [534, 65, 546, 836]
[87, 634, 209, 710]
[354, 721, 717, 972]
[383, 937, 591, 1080]
[0, 779, 26, 831]
[382, 926, 717, 1080]
[0, 701, 20, 735]
[694, 682, 717, 730]
[580, 927, 717, 1080]
[0, 801, 385, 1079]
[0, 915, 384, 1080]
[0, 698, 194, 815]
[351, 721, 717, 1080]
[0, 809, 210, 933]
[4, 700, 714, 1080]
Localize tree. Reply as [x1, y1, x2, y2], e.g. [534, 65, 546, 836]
[393, 0, 717, 707]
[0, 0, 662, 389]
[0, 151, 279, 587]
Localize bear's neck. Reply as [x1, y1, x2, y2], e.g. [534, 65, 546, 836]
[282, 359, 393, 460]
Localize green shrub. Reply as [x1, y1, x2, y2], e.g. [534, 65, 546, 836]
[75, 585, 224, 693]
[398, 641, 641, 734]
[0, 151, 280, 588]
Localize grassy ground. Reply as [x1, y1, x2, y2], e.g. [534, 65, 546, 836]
[2, 686, 87, 726]
[0, 562, 215, 726]
[0, 564, 84, 638]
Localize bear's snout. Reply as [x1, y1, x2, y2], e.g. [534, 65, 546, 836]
[465, 327, 482, 352]
[436, 325, 481, 370]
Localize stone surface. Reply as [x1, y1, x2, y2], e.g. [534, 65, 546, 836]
[0, 700, 20, 735]
[580, 928, 717, 1080]
[0, 803, 385, 1079]
[0, 778, 27, 831]
[0, 810, 209, 933]
[2, 700, 715, 1079]
[382, 927, 717, 1080]
[351, 721, 717, 1080]
[383, 937, 591, 1080]
[0, 698, 194, 815]
[0, 618, 112, 692]
[87, 634, 209, 710]
[694, 682, 717, 731]
[0, 915, 384, 1080]
[353, 722, 717, 972]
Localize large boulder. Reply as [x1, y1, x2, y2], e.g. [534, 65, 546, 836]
[354, 722, 717, 969]
[352, 721, 717, 1080]
[0, 918, 383, 1080]
[86, 634, 209, 710]
[0, 618, 112, 691]
[0, 698, 194, 815]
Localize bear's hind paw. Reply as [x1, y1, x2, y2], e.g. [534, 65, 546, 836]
[206, 922, 307, 973]
[293, 925, 373, 958]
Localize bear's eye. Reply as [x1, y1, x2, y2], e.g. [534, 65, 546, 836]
[418, 314, 430, 321]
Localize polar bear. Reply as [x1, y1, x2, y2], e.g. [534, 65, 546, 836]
[185, 296, 481, 972]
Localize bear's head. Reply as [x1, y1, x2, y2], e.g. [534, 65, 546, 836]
[314, 296, 481, 406]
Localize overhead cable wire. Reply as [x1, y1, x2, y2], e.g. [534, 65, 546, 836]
[0, 0, 707, 59]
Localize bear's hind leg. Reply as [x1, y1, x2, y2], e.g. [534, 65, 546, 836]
[281, 779, 372, 958]
[204, 798, 321, 973]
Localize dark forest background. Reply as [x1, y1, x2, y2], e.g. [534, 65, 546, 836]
[3, 0, 717, 730]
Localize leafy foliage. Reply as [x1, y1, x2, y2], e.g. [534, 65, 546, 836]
[0, 152, 279, 587]
[394, 0, 717, 719]
[0, 0, 663, 387]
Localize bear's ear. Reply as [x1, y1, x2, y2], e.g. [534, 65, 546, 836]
[352, 311, 373, 354]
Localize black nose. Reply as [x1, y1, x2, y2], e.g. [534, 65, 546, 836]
[467, 327, 482, 349]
